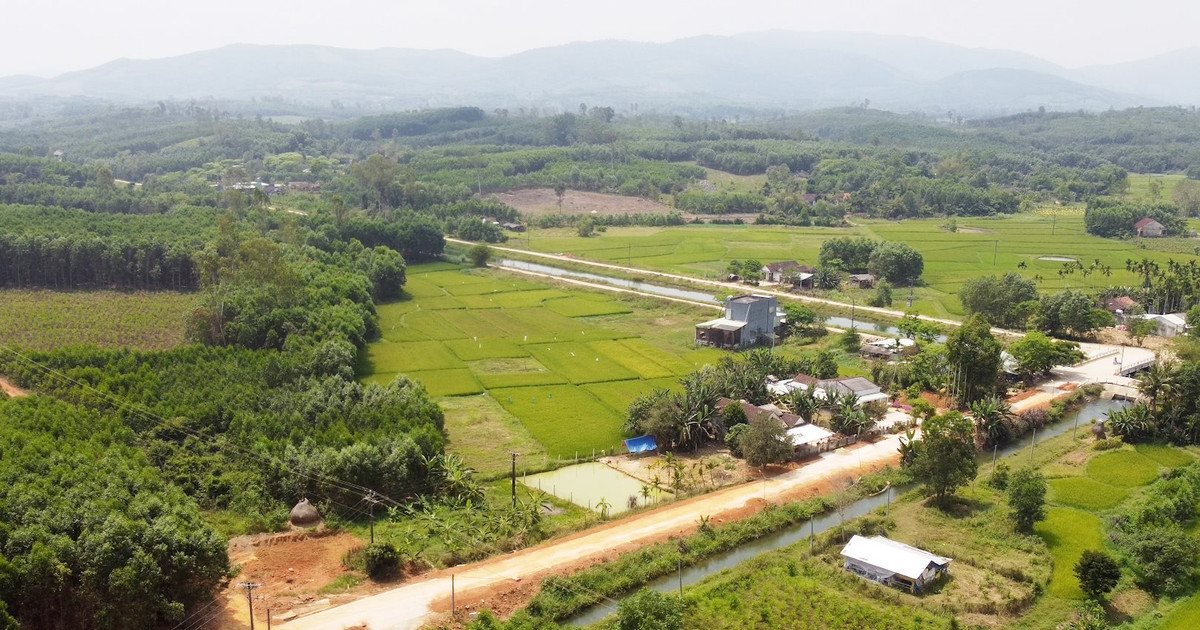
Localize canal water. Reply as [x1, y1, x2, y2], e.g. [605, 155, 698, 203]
[563, 399, 1127, 626]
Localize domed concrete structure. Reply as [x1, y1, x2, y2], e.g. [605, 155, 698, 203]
[289, 498, 322, 529]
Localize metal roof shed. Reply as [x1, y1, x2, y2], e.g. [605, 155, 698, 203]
[840, 535, 952, 593]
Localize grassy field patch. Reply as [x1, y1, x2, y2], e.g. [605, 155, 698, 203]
[1035, 507, 1104, 599]
[1160, 592, 1200, 630]
[1047, 477, 1129, 511]
[524, 342, 640, 384]
[363, 340, 463, 373]
[1086, 450, 1160, 487]
[491, 385, 626, 457]
[439, 395, 545, 475]
[0, 290, 192, 350]
[1134, 444, 1196, 468]
[378, 309, 467, 342]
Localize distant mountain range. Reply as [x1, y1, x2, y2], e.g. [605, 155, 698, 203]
[1, 31, 1196, 117]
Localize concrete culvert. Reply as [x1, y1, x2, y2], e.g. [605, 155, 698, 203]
[289, 498, 323, 529]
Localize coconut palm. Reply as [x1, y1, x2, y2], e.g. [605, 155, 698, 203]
[596, 497, 612, 519]
[1137, 358, 1179, 413]
[783, 387, 821, 423]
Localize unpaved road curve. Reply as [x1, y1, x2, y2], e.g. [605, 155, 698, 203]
[446, 238, 1021, 338]
[284, 435, 909, 630]
[0, 375, 28, 398]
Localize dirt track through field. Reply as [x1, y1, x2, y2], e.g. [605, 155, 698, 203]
[283, 434, 908, 630]
[0, 375, 28, 398]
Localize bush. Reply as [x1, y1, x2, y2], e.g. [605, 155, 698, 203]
[1074, 550, 1121, 601]
[988, 462, 1011, 490]
[1092, 437, 1123, 451]
[467, 243, 492, 267]
[725, 423, 749, 457]
[362, 542, 400, 580]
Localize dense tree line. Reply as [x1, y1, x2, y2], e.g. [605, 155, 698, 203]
[0, 205, 211, 289]
[0, 396, 230, 630]
[1084, 198, 1187, 238]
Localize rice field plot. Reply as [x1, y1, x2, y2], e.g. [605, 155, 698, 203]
[1134, 443, 1196, 468]
[490, 385, 626, 457]
[442, 278, 545, 297]
[444, 337, 531, 361]
[544, 296, 635, 317]
[469, 357, 566, 389]
[1160, 592, 1200, 630]
[398, 277, 449, 299]
[588, 339, 677, 379]
[402, 369, 483, 397]
[1035, 507, 1105, 600]
[378, 309, 467, 342]
[524, 342, 640, 384]
[0, 290, 193, 351]
[457, 289, 569, 309]
[363, 340, 464, 373]
[1047, 477, 1129, 511]
[1086, 450, 1160, 487]
[583, 377, 680, 415]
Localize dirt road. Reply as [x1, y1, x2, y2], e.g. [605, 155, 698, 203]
[0, 375, 28, 398]
[284, 433, 909, 630]
[446, 239, 1020, 338]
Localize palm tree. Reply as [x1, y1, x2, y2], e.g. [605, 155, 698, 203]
[1107, 404, 1154, 441]
[1136, 358, 1179, 413]
[596, 497, 612, 520]
[969, 396, 1014, 448]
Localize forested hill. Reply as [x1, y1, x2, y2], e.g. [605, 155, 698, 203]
[0, 32, 1191, 116]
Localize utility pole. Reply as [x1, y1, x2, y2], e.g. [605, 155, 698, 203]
[267, 609, 272, 630]
[907, 278, 913, 309]
[365, 491, 381, 544]
[511, 452, 519, 508]
[451, 574, 456, 617]
[993, 240, 999, 266]
[238, 582, 261, 630]
[1030, 426, 1037, 464]
[850, 296, 856, 329]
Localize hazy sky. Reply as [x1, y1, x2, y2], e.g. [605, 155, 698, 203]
[5, 0, 1199, 77]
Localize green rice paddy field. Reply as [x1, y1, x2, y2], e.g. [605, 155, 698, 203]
[512, 213, 1200, 318]
[362, 263, 726, 471]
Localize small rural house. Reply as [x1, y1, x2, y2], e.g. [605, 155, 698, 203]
[1134, 217, 1166, 238]
[861, 337, 916, 360]
[287, 181, 322, 193]
[848, 273, 876, 289]
[714, 398, 833, 452]
[1104, 296, 1138, 322]
[762, 261, 801, 283]
[695, 294, 781, 349]
[1142, 313, 1188, 337]
[840, 535, 952, 593]
[761, 261, 816, 288]
[768, 373, 889, 407]
[502, 222, 526, 232]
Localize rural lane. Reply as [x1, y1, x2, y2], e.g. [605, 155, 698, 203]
[283, 433, 910, 630]
[0, 375, 28, 398]
[446, 238, 1020, 337]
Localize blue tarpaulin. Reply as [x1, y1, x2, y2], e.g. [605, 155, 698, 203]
[624, 435, 658, 453]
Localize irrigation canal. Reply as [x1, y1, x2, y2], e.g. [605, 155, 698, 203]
[563, 399, 1127, 626]
[496, 259, 947, 340]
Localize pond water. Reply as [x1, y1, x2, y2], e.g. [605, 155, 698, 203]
[523, 462, 670, 516]
[1038, 256, 1079, 262]
[563, 398, 1128, 626]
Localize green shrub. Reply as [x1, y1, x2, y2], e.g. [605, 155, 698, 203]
[1092, 437, 1123, 451]
[725, 423, 749, 457]
[362, 542, 400, 580]
[988, 462, 1011, 490]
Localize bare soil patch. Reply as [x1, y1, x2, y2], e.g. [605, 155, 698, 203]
[1094, 327, 1172, 352]
[488, 189, 673, 217]
[0, 375, 28, 398]
[218, 530, 387, 629]
[599, 446, 752, 493]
